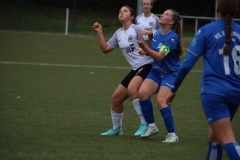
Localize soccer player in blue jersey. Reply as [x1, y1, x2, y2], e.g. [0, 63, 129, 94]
[93, 5, 153, 136]
[137, 9, 183, 142]
[133, 0, 161, 136]
[166, 0, 240, 159]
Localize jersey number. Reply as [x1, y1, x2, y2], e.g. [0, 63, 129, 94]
[219, 45, 240, 75]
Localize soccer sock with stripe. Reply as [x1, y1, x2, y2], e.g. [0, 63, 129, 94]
[224, 142, 240, 160]
[206, 142, 223, 160]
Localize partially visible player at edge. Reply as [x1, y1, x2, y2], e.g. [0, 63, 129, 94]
[166, 0, 240, 159]
[93, 5, 153, 136]
[135, 0, 161, 41]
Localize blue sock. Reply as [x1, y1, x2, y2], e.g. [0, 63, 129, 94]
[224, 142, 240, 160]
[206, 142, 223, 160]
[160, 107, 175, 133]
[140, 99, 154, 124]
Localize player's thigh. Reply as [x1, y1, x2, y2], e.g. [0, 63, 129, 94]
[156, 86, 171, 108]
[139, 79, 158, 100]
[157, 86, 171, 100]
[156, 74, 175, 100]
[128, 75, 143, 92]
[128, 63, 152, 91]
[128, 76, 143, 100]
[112, 84, 129, 103]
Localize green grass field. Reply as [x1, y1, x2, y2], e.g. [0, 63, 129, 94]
[0, 31, 239, 160]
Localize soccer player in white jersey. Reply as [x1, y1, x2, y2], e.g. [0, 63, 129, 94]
[93, 5, 153, 136]
[136, 9, 183, 142]
[136, 0, 161, 40]
[167, 0, 240, 159]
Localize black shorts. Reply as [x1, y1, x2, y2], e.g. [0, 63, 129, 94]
[121, 63, 152, 88]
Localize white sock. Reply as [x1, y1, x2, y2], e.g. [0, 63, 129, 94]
[111, 110, 124, 130]
[148, 123, 156, 128]
[168, 132, 176, 136]
[132, 99, 147, 124]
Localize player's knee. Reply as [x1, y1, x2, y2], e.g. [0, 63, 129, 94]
[138, 89, 149, 100]
[208, 132, 218, 142]
[157, 97, 167, 108]
[111, 92, 126, 105]
[111, 93, 119, 103]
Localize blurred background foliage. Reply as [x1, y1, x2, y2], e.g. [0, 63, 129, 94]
[1, 0, 219, 16]
[1, 0, 239, 35]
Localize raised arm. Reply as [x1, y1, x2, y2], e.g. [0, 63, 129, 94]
[93, 22, 113, 54]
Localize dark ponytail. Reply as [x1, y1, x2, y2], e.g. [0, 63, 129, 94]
[218, 0, 238, 55]
[169, 9, 184, 56]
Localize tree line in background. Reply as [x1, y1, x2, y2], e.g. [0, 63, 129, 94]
[1, 0, 240, 33]
[2, 0, 224, 17]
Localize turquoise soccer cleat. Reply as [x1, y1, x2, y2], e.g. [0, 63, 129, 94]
[134, 123, 148, 136]
[100, 129, 123, 136]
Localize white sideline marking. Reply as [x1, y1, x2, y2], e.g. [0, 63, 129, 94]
[0, 61, 203, 72]
[0, 30, 97, 39]
[0, 61, 130, 70]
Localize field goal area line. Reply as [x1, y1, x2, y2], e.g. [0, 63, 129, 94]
[0, 61, 203, 73]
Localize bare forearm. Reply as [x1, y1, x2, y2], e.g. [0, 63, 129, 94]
[96, 32, 107, 53]
[142, 45, 165, 61]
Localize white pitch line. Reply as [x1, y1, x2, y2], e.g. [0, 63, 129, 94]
[0, 30, 98, 39]
[0, 61, 130, 70]
[0, 61, 203, 72]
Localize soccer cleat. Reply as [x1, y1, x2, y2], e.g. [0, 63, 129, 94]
[162, 133, 179, 142]
[100, 129, 123, 136]
[140, 127, 158, 138]
[134, 123, 148, 136]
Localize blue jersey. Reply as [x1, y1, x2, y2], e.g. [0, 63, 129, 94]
[151, 29, 180, 78]
[174, 19, 240, 103]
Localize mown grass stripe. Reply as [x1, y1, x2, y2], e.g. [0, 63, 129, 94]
[0, 61, 202, 72]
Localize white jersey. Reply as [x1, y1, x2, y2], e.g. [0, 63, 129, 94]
[135, 13, 161, 34]
[107, 24, 153, 70]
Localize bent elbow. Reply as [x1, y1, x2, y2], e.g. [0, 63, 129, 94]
[155, 56, 164, 62]
[101, 45, 112, 54]
[102, 49, 111, 54]
[156, 58, 162, 62]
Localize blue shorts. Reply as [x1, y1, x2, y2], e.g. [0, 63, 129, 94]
[201, 94, 239, 125]
[146, 69, 176, 90]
